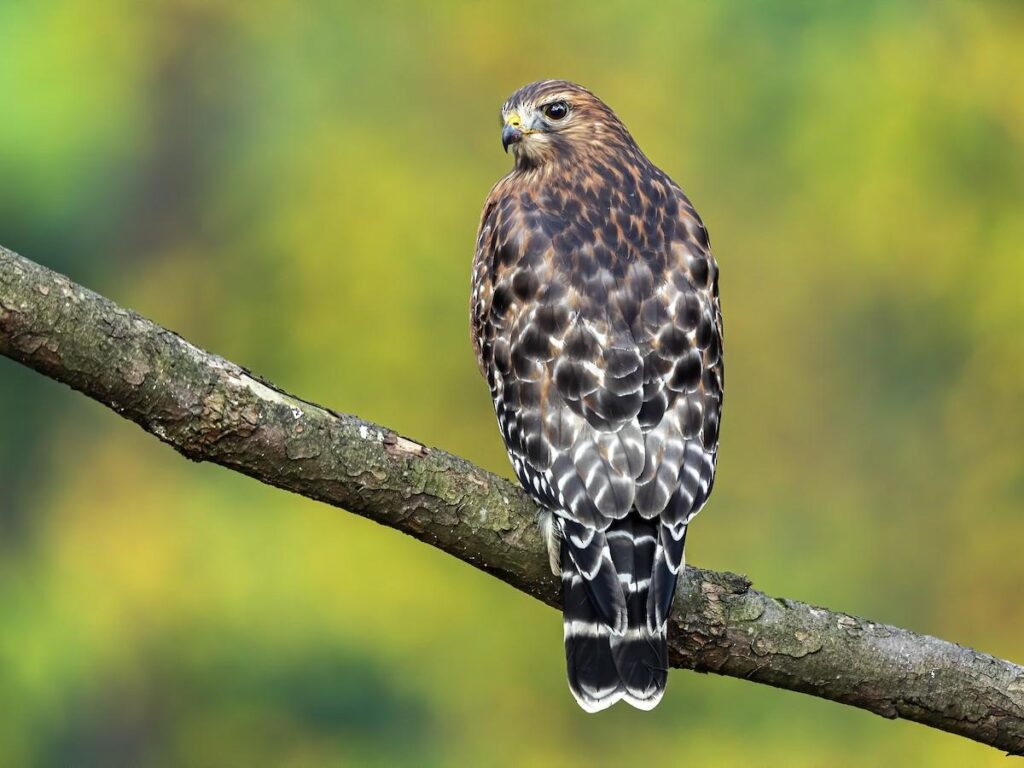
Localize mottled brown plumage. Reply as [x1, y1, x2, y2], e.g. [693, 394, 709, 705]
[470, 80, 723, 711]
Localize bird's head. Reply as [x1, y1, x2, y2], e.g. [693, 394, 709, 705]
[500, 80, 631, 170]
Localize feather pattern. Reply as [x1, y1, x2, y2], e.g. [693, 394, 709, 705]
[471, 80, 723, 711]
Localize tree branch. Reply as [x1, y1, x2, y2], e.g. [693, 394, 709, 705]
[2, 243, 1022, 754]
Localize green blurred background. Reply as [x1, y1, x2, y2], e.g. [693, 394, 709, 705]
[1, 1, 1021, 765]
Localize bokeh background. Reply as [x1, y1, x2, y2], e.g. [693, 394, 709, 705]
[1, 1, 1022, 765]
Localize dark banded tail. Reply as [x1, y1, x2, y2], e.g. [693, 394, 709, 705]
[561, 514, 684, 712]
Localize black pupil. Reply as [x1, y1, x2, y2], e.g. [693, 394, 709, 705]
[545, 102, 567, 119]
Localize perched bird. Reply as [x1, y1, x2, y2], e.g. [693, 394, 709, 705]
[470, 80, 723, 711]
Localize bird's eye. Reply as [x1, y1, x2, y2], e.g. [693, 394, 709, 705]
[542, 101, 569, 121]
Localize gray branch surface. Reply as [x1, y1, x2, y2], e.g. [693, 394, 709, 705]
[2, 244, 1023, 754]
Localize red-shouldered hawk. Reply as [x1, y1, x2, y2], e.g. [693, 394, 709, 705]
[470, 81, 723, 711]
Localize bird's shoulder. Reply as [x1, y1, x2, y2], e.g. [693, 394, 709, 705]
[471, 163, 721, 380]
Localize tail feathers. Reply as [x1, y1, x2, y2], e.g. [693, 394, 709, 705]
[561, 516, 675, 712]
[564, 621, 623, 712]
[648, 522, 687, 634]
[560, 518, 627, 635]
[564, 622, 667, 712]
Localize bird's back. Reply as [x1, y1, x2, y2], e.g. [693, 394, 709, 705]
[471, 81, 723, 711]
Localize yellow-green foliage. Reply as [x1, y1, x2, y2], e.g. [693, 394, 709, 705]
[0, 1, 1021, 765]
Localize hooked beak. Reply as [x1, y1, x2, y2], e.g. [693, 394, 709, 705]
[502, 112, 529, 153]
[502, 123, 522, 153]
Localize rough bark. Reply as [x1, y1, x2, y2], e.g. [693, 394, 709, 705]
[2, 244, 1022, 754]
